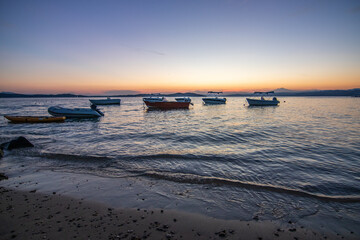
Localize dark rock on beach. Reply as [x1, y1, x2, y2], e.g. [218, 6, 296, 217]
[0, 136, 34, 150]
[0, 173, 8, 181]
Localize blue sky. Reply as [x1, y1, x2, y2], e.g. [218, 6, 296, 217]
[1, 0, 359, 94]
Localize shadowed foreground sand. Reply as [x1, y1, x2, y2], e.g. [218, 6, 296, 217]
[0, 186, 351, 240]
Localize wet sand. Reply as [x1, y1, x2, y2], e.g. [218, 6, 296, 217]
[0, 186, 351, 240]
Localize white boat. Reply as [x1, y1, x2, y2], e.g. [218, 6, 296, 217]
[48, 105, 104, 118]
[89, 97, 121, 105]
[143, 94, 165, 103]
[202, 91, 226, 104]
[246, 91, 280, 106]
[175, 97, 191, 103]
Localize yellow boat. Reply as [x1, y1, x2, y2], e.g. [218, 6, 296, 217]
[4, 115, 66, 123]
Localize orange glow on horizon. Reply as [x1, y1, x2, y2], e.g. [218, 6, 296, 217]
[1, 68, 359, 94]
[1, 78, 359, 95]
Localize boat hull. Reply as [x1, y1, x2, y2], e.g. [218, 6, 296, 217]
[143, 101, 190, 110]
[202, 98, 226, 104]
[246, 98, 279, 106]
[4, 115, 65, 123]
[48, 107, 103, 118]
[89, 99, 121, 105]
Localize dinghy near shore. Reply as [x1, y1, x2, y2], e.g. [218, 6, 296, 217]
[48, 105, 104, 118]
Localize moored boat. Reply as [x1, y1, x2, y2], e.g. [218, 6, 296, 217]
[4, 115, 66, 123]
[246, 91, 280, 106]
[143, 96, 190, 110]
[175, 97, 192, 103]
[89, 97, 121, 105]
[142, 96, 165, 102]
[202, 91, 226, 104]
[143, 101, 191, 110]
[48, 105, 104, 118]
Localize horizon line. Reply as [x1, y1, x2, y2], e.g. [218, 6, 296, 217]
[1, 87, 360, 97]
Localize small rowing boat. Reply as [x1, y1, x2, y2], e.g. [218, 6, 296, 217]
[175, 97, 192, 103]
[143, 101, 191, 110]
[143, 95, 191, 110]
[4, 115, 66, 123]
[89, 97, 121, 105]
[202, 91, 226, 104]
[246, 91, 280, 106]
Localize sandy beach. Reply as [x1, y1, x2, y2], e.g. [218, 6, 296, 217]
[1, 185, 353, 240]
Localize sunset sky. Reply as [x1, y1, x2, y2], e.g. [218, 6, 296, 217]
[0, 0, 359, 94]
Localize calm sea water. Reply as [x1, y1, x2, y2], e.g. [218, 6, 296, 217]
[1, 97, 359, 234]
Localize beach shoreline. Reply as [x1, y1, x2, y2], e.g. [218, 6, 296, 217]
[1, 186, 353, 240]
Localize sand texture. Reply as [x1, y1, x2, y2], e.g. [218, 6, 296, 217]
[0, 186, 352, 240]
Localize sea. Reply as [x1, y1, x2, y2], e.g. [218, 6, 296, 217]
[1, 96, 359, 236]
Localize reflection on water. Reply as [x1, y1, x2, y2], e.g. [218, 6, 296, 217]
[246, 105, 279, 109]
[144, 108, 190, 113]
[65, 118, 101, 123]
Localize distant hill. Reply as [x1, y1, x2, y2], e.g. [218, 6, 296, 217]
[274, 88, 360, 96]
[273, 88, 297, 93]
[225, 93, 250, 96]
[166, 92, 204, 97]
[0, 92, 85, 98]
[227, 88, 360, 97]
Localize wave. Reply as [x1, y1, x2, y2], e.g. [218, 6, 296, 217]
[138, 171, 360, 203]
[126, 153, 239, 163]
[12, 150, 235, 164]
[38, 152, 236, 163]
[8, 150, 360, 203]
[40, 152, 112, 162]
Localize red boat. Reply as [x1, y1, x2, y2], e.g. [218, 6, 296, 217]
[143, 97, 191, 110]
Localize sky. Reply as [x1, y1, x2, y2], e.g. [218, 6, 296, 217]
[0, 0, 359, 94]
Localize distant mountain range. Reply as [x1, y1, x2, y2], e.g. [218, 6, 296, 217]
[273, 88, 360, 97]
[1, 88, 359, 98]
[0, 93, 87, 98]
[226, 88, 360, 97]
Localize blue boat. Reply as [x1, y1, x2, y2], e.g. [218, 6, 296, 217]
[89, 97, 121, 105]
[48, 105, 104, 118]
